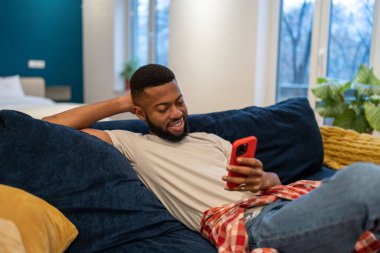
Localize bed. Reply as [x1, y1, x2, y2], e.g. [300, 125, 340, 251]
[0, 75, 86, 120]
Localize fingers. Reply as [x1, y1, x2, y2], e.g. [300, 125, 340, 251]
[235, 157, 263, 168]
[222, 175, 262, 192]
[223, 158, 264, 193]
[227, 158, 263, 177]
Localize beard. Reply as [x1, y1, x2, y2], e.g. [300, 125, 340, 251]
[146, 114, 190, 142]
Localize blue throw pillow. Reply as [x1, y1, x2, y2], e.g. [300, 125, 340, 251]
[94, 98, 323, 184]
[0, 110, 216, 253]
[188, 98, 323, 183]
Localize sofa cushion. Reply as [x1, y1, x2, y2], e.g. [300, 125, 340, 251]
[94, 98, 323, 184]
[0, 110, 216, 253]
[0, 218, 26, 253]
[0, 184, 78, 252]
[320, 125, 380, 169]
[189, 98, 323, 183]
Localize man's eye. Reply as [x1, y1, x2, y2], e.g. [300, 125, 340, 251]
[157, 108, 167, 113]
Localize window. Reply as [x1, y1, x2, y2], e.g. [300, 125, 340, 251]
[275, 0, 378, 103]
[130, 0, 170, 67]
[276, 0, 315, 102]
[154, 0, 170, 65]
[327, 0, 375, 80]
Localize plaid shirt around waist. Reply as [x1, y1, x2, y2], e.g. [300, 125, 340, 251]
[200, 180, 380, 253]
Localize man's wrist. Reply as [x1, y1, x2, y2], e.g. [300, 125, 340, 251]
[116, 96, 134, 113]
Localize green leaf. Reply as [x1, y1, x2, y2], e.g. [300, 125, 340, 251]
[333, 108, 373, 133]
[312, 85, 328, 99]
[315, 99, 346, 118]
[353, 64, 380, 85]
[368, 95, 380, 104]
[368, 68, 380, 85]
[354, 64, 371, 84]
[364, 101, 380, 131]
[120, 59, 139, 80]
[341, 81, 351, 92]
[355, 83, 380, 96]
[312, 81, 347, 100]
[317, 77, 329, 84]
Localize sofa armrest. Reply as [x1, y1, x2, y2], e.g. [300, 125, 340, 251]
[320, 126, 380, 169]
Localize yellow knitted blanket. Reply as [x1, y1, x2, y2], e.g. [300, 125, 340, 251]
[320, 126, 380, 170]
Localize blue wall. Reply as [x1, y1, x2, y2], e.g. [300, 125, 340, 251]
[0, 0, 83, 102]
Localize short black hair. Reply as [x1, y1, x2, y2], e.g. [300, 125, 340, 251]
[130, 64, 175, 97]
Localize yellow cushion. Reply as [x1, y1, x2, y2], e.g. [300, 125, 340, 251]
[0, 184, 78, 253]
[320, 126, 380, 169]
[0, 218, 26, 253]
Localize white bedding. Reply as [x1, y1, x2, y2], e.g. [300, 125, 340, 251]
[0, 76, 109, 121]
[0, 96, 55, 107]
[0, 95, 87, 120]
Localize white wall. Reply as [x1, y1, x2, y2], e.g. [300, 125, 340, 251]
[169, 0, 259, 114]
[83, 0, 115, 103]
[83, 0, 269, 115]
[371, 0, 380, 77]
[83, 0, 127, 104]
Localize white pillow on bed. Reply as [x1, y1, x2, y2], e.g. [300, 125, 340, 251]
[0, 75, 25, 97]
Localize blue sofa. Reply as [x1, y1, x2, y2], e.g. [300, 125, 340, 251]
[0, 98, 334, 252]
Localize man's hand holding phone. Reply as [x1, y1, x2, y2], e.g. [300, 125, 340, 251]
[222, 136, 281, 193]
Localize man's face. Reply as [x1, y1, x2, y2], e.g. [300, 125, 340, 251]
[134, 81, 189, 142]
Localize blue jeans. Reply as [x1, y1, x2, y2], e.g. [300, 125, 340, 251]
[245, 162, 380, 253]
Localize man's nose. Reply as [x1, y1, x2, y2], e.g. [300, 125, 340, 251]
[169, 106, 183, 119]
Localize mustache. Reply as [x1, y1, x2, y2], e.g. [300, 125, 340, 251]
[169, 115, 184, 123]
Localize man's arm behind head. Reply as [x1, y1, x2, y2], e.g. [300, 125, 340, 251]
[41, 94, 135, 145]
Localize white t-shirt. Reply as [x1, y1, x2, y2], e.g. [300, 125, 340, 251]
[106, 131, 254, 231]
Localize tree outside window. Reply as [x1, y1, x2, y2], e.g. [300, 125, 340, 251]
[130, 0, 170, 67]
[276, 0, 375, 102]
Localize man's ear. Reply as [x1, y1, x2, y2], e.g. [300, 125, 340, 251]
[133, 106, 146, 121]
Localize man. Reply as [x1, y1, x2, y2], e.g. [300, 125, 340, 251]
[43, 64, 380, 253]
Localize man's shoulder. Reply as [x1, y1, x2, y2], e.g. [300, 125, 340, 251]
[105, 129, 142, 136]
[105, 129, 144, 143]
[188, 131, 214, 138]
[188, 132, 228, 142]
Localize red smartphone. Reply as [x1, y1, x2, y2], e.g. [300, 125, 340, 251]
[226, 136, 257, 189]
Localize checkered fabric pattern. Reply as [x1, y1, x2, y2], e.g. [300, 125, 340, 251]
[200, 180, 380, 253]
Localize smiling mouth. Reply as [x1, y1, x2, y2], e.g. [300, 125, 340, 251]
[167, 117, 184, 133]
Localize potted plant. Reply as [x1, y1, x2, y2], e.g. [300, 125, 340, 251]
[120, 59, 138, 90]
[312, 64, 380, 133]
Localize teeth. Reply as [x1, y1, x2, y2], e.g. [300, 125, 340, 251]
[169, 119, 183, 127]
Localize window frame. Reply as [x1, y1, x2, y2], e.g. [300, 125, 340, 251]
[262, 0, 380, 124]
[129, 0, 170, 65]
